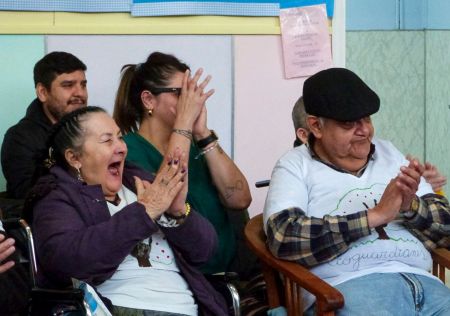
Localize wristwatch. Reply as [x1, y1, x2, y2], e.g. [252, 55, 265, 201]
[196, 130, 218, 149]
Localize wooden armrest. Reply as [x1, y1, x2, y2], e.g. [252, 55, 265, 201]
[431, 247, 450, 282]
[245, 214, 344, 314]
[263, 252, 344, 312]
[431, 248, 450, 268]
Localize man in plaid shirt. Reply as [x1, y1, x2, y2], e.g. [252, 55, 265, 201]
[264, 68, 450, 315]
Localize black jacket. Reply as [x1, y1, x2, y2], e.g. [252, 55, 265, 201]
[1, 99, 52, 199]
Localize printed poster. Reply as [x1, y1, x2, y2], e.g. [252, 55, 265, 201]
[280, 3, 333, 78]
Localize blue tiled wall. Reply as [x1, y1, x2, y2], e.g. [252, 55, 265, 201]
[347, 0, 399, 30]
[347, 0, 450, 30]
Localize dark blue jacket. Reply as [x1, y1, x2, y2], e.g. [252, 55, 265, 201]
[32, 163, 228, 315]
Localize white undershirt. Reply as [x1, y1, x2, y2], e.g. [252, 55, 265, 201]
[96, 186, 197, 315]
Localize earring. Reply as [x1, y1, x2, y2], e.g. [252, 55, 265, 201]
[44, 147, 55, 168]
[76, 167, 84, 182]
[148, 108, 153, 116]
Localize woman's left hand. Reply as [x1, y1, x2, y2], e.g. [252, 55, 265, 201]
[166, 149, 189, 217]
[174, 69, 214, 130]
[135, 149, 187, 220]
[192, 104, 209, 140]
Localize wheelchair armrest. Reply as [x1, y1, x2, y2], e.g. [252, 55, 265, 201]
[255, 180, 270, 188]
[205, 272, 241, 316]
[206, 271, 240, 283]
[31, 287, 84, 300]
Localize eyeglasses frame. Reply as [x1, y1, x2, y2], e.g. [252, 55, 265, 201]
[149, 87, 182, 96]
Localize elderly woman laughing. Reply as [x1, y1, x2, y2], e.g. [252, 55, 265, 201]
[28, 106, 228, 316]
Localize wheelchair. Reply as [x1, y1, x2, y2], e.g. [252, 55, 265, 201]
[2, 217, 88, 316]
[2, 215, 241, 316]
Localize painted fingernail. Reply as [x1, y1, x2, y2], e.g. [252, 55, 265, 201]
[174, 159, 179, 165]
[168, 159, 173, 165]
[181, 168, 186, 173]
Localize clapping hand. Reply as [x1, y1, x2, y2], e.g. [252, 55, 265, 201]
[368, 178, 403, 228]
[396, 158, 424, 211]
[135, 150, 187, 220]
[423, 162, 447, 193]
[0, 234, 15, 274]
[406, 155, 446, 193]
[175, 68, 214, 130]
[166, 149, 189, 218]
[369, 159, 425, 228]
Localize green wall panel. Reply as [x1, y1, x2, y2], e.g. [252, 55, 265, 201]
[0, 35, 45, 192]
[346, 31, 425, 160]
[425, 31, 450, 190]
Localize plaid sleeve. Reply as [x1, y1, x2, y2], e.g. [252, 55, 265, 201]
[266, 207, 371, 268]
[404, 193, 450, 249]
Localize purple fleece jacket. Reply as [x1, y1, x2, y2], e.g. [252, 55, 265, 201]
[31, 162, 228, 316]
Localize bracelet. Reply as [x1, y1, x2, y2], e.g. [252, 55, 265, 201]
[194, 141, 219, 160]
[196, 130, 218, 149]
[165, 202, 191, 220]
[157, 214, 180, 228]
[172, 128, 193, 141]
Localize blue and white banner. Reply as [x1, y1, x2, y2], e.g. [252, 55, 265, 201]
[280, 0, 333, 17]
[0, 0, 130, 12]
[0, 0, 333, 17]
[131, 0, 279, 16]
[131, 0, 333, 17]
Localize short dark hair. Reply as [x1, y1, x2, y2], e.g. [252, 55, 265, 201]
[292, 96, 308, 131]
[33, 51, 87, 89]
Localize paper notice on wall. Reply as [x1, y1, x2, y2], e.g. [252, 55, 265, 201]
[280, 3, 332, 78]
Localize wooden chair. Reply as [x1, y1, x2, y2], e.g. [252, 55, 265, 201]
[244, 213, 450, 316]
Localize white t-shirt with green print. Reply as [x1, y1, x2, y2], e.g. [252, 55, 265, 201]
[264, 138, 439, 309]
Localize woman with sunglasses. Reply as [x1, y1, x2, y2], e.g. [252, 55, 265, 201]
[113, 52, 253, 278]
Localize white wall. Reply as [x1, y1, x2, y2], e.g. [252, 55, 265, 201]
[1, 0, 345, 212]
[235, 0, 346, 217]
[46, 35, 234, 154]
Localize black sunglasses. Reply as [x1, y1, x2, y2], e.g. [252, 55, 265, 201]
[150, 87, 182, 96]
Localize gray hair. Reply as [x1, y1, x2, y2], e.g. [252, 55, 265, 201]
[292, 96, 308, 131]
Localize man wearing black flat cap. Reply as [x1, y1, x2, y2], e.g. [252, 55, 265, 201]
[264, 68, 450, 314]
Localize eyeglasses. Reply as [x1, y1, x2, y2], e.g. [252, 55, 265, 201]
[150, 87, 182, 96]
